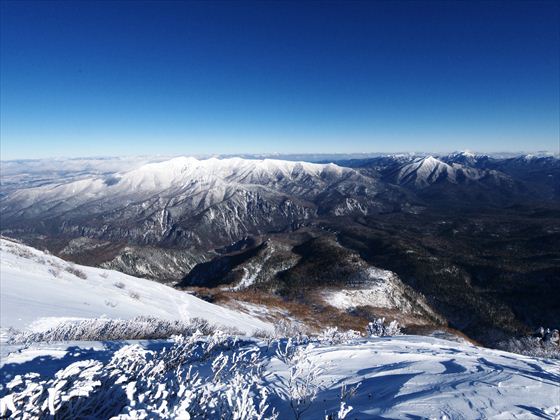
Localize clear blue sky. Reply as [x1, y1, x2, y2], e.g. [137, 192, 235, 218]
[1, 0, 559, 159]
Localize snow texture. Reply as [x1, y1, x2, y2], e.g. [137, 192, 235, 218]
[1, 333, 558, 419]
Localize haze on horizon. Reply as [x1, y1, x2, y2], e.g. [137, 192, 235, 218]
[1, 0, 559, 160]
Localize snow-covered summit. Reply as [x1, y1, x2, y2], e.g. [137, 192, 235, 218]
[444, 150, 487, 165]
[396, 155, 496, 188]
[397, 156, 454, 187]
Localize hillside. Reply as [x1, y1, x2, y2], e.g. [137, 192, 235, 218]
[1, 227, 559, 419]
[0, 238, 271, 336]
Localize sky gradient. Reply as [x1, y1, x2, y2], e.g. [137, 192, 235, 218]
[1, 0, 559, 159]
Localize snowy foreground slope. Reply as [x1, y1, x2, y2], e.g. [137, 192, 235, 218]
[1, 334, 559, 419]
[1, 238, 559, 419]
[0, 238, 270, 335]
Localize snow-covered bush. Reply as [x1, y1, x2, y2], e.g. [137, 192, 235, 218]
[276, 339, 323, 419]
[384, 320, 402, 336]
[366, 318, 402, 337]
[2, 241, 33, 259]
[498, 336, 560, 360]
[497, 326, 560, 359]
[536, 327, 560, 346]
[0, 332, 276, 419]
[274, 320, 309, 343]
[317, 327, 362, 345]
[324, 382, 361, 419]
[7, 316, 215, 344]
[128, 291, 140, 300]
[326, 402, 353, 420]
[48, 267, 61, 278]
[65, 264, 88, 279]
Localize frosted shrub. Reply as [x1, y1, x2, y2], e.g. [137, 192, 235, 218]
[7, 316, 215, 344]
[498, 336, 560, 360]
[3, 243, 33, 259]
[222, 372, 273, 420]
[317, 327, 362, 345]
[385, 320, 402, 336]
[325, 381, 360, 419]
[366, 318, 385, 337]
[366, 318, 402, 337]
[275, 338, 296, 365]
[325, 402, 353, 420]
[65, 264, 88, 279]
[276, 340, 323, 419]
[1, 333, 275, 419]
[128, 291, 140, 300]
[48, 267, 61, 278]
[274, 320, 308, 344]
[497, 326, 560, 359]
[208, 346, 273, 419]
[1, 360, 110, 419]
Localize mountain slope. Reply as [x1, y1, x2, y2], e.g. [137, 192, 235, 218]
[393, 155, 508, 188]
[179, 233, 444, 328]
[0, 238, 271, 335]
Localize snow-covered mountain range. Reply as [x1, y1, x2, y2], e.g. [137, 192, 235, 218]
[0, 157, 392, 247]
[1, 153, 558, 347]
[2, 153, 557, 249]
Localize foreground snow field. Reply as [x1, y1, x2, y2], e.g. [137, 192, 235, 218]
[1, 335, 559, 419]
[1, 238, 559, 419]
[0, 238, 271, 335]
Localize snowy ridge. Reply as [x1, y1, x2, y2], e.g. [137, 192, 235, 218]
[7, 156, 351, 198]
[0, 238, 271, 335]
[0, 157, 379, 247]
[0, 157, 362, 215]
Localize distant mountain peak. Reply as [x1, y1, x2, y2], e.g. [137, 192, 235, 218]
[396, 156, 454, 187]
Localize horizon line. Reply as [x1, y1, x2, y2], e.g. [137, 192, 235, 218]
[1, 150, 559, 163]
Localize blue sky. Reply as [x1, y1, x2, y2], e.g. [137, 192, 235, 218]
[1, 0, 558, 159]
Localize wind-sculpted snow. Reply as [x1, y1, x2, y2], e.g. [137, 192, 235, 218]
[1, 332, 558, 419]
